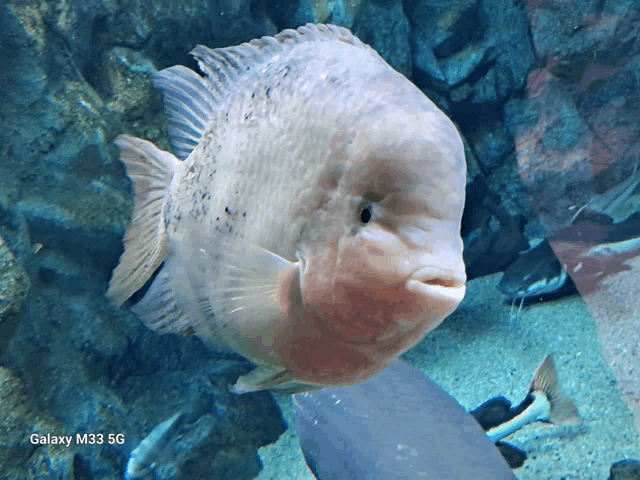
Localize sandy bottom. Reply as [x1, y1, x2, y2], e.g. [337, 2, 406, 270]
[257, 273, 640, 480]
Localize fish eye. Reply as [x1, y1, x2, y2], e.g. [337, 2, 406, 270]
[352, 195, 384, 227]
[360, 206, 373, 224]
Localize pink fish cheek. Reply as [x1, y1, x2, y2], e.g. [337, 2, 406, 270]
[273, 285, 426, 384]
[273, 309, 375, 385]
[324, 281, 459, 364]
[326, 283, 417, 341]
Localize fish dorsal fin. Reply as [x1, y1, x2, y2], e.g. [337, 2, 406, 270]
[529, 354, 582, 425]
[152, 65, 217, 160]
[107, 135, 180, 306]
[152, 24, 376, 160]
[190, 23, 374, 90]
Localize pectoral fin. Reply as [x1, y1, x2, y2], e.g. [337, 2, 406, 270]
[171, 225, 304, 368]
[232, 366, 322, 395]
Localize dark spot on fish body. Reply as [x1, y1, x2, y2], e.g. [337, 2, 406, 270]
[229, 226, 233, 233]
[216, 217, 220, 221]
[243, 212, 246, 217]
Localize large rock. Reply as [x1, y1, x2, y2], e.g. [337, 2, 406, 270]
[609, 459, 640, 480]
[1, 285, 287, 478]
[505, 3, 640, 230]
[0, 366, 75, 477]
[0, 235, 29, 322]
[289, 0, 361, 28]
[353, 0, 413, 78]
[408, 0, 533, 103]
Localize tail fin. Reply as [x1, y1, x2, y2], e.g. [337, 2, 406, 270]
[530, 354, 582, 425]
[107, 134, 180, 306]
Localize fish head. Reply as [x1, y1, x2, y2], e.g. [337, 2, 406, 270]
[284, 103, 467, 384]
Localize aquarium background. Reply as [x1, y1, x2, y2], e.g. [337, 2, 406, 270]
[1, 0, 639, 479]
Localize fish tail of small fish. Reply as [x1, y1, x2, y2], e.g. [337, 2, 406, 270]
[529, 354, 582, 425]
[107, 134, 181, 306]
[487, 354, 581, 443]
[125, 411, 186, 479]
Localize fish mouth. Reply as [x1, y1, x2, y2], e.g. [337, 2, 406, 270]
[405, 267, 466, 304]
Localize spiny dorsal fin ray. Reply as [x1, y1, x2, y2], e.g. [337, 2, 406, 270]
[189, 24, 375, 90]
[153, 24, 379, 160]
[107, 135, 180, 306]
[151, 24, 377, 161]
[151, 65, 216, 160]
[530, 354, 582, 425]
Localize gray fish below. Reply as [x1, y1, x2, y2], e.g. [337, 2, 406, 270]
[294, 360, 516, 479]
[107, 24, 467, 393]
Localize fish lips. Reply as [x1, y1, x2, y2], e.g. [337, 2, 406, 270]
[405, 266, 467, 313]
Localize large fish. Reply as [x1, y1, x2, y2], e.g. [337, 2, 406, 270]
[107, 24, 467, 393]
[294, 360, 516, 479]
